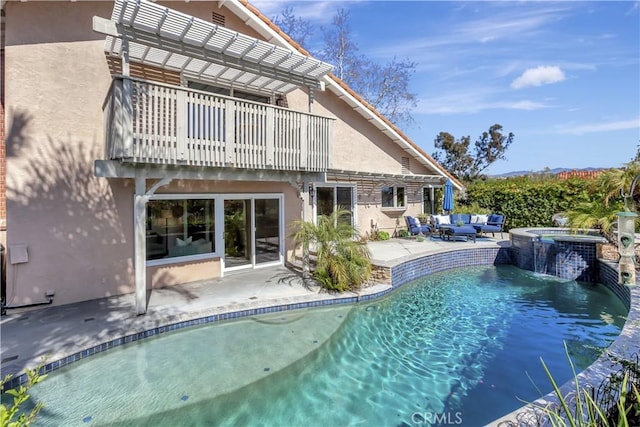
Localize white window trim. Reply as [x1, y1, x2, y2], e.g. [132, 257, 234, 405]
[381, 185, 407, 210]
[145, 193, 284, 270]
[311, 183, 357, 226]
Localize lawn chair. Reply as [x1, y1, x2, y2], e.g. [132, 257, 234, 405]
[404, 216, 432, 236]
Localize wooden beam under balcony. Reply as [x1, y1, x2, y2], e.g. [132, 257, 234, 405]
[94, 160, 327, 184]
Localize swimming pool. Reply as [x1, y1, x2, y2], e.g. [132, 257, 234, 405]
[24, 265, 627, 426]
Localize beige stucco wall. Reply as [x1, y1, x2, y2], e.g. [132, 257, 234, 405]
[4, 1, 444, 308]
[5, 2, 127, 306]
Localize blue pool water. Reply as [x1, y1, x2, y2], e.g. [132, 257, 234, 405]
[25, 265, 627, 426]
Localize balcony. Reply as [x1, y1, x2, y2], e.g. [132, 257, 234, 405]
[103, 77, 333, 173]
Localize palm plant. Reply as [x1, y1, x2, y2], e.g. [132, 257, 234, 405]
[600, 161, 640, 211]
[566, 161, 640, 243]
[291, 210, 371, 292]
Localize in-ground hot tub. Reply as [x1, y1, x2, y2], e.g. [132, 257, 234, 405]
[510, 227, 608, 281]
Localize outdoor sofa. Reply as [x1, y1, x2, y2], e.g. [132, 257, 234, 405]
[431, 213, 506, 241]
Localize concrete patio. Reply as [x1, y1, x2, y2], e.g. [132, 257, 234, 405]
[0, 235, 505, 380]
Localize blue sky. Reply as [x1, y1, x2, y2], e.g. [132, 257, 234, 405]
[253, 1, 640, 175]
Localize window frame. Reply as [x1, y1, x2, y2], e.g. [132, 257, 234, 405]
[381, 185, 406, 210]
[312, 184, 357, 227]
[146, 194, 220, 267]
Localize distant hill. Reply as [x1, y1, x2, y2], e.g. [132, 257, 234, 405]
[491, 167, 605, 178]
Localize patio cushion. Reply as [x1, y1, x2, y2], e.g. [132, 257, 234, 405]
[471, 214, 489, 224]
[434, 215, 450, 225]
[440, 224, 476, 243]
[488, 214, 504, 225]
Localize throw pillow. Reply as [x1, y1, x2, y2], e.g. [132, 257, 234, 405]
[437, 215, 450, 225]
[476, 214, 489, 224]
[471, 215, 479, 224]
[176, 236, 193, 247]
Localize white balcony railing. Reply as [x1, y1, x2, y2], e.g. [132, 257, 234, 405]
[103, 77, 333, 172]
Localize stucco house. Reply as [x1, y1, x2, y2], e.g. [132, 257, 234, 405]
[1, 0, 463, 314]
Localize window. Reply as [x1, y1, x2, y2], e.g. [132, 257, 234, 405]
[381, 186, 406, 208]
[146, 199, 215, 261]
[315, 185, 355, 225]
[423, 187, 435, 214]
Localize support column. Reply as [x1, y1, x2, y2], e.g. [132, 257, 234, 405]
[134, 171, 148, 315]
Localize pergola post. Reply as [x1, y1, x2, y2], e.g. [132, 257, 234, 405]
[134, 171, 148, 314]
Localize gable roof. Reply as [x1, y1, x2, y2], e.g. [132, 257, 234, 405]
[227, 0, 465, 191]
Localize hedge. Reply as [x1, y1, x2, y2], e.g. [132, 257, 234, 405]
[461, 176, 595, 230]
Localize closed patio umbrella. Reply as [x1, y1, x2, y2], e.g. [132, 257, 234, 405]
[442, 178, 454, 213]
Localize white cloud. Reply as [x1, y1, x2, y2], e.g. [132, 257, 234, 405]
[511, 66, 566, 89]
[510, 100, 547, 110]
[415, 89, 549, 115]
[555, 118, 640, 135]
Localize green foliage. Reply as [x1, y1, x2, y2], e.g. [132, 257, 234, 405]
[1, 363, 47, 427]
[377, 230, 390, 241]
[565, 162, 640, 240]
[538, 343, 640, 426]
[464, 175, 594, 230]
[453, 202, 492, 215]
[397, 229, 411, 238]
[291, 211, 372, 292]
[432, 124, 514, 181]
[463, 163, 640, 236]
[367, 229, 390, 241]
[416, 213, 431, 224]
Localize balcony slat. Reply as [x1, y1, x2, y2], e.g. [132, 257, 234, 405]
[104, 77, 331, 172]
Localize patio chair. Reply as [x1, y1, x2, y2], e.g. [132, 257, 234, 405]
[473, 214, 505, 239]
[404, 216, 432, 236]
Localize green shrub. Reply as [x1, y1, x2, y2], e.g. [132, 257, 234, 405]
[397, 229, 411, 238]
[464, 176, 595, 230]
[416, 213, 431, 224]
[377, 230, 390, 241]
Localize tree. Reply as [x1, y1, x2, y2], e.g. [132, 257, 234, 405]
[272, 6, 313, 50]
[273, 7, 417, 127]
[633, 142, 640, 163]
[349, 57, 417, 127]
[318, 9, 362, 82]
[432, 124, 515, 181]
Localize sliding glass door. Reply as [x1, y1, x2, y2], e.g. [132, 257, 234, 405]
[224, 196, 282, 271]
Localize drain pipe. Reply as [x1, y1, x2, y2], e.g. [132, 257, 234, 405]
[1, 293, 55, 316]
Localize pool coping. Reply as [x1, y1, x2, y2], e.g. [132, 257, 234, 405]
[3, 241, 638, 427]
